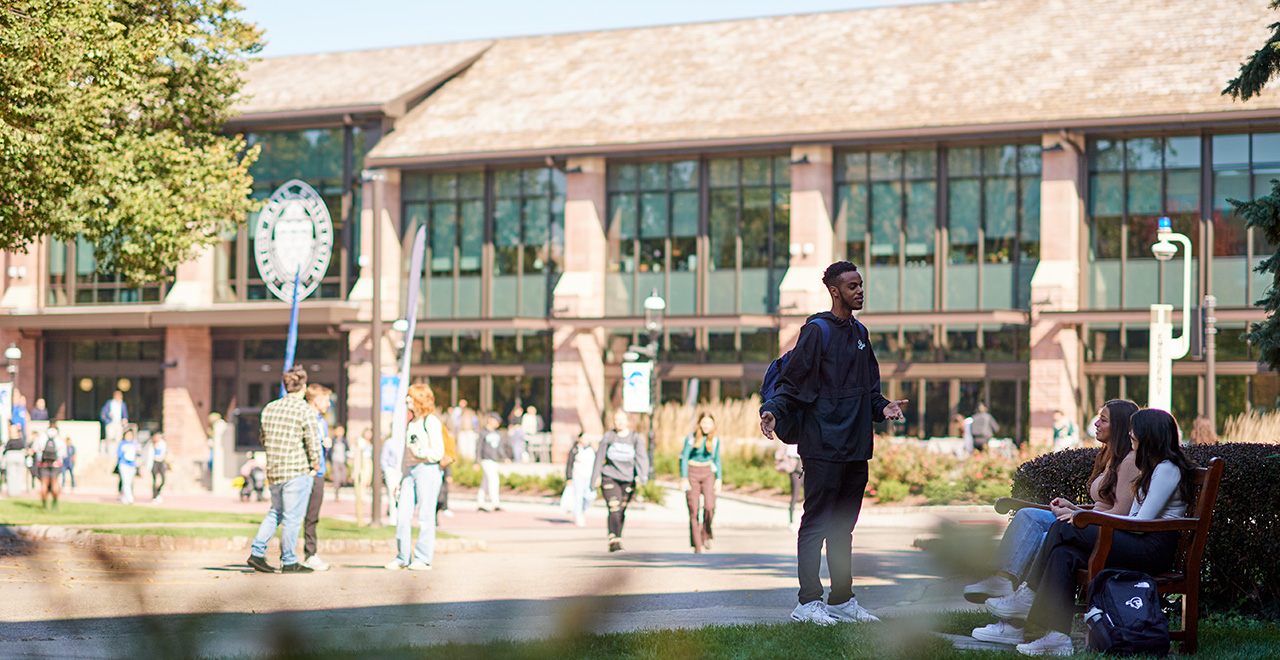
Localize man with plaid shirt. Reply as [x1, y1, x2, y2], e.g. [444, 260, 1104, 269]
[248, 366, 322, 574]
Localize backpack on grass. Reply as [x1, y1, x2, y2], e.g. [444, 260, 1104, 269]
[1085, 568, 1170, 657]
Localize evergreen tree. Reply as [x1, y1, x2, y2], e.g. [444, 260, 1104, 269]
[1225, 1, 1280, 101]
[0, 0, 262, 282]
[1233, 180, 1280, 371]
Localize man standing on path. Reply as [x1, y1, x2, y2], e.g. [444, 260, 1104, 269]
[99, 390, 128, 457]
[247, 366, 321, 574]
[760, 261, 907, 626]
[969, 403, 999, 452]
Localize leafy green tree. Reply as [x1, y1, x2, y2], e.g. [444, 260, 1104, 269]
[1233, 181, 1280, 371]
[0, 0, 262, 282]
[1225, 1, 1280, 101]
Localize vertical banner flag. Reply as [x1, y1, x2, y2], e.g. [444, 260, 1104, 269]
[390, 226, 428, 474]
[622, 362, 653, 413]
[281, 269, 302, 398]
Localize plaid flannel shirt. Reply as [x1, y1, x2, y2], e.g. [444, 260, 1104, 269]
[260, 391, 321, 483]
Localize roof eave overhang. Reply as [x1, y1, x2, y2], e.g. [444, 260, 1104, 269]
[225, 104, 386, 131]
[365, 107, 1280, 169]
[0, 302, 361, 331]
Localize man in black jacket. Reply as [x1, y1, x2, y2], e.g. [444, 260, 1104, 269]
[760, 261, 907, 626]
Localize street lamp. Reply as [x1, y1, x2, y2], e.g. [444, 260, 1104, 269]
[1149, 217, 1192, 413]
[642, 290, 664, 480]
[362, 168, 387, 526]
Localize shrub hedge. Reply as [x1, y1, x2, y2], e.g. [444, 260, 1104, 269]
[1011, 443, 1280, 619]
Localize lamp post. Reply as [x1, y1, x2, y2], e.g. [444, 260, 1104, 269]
[1149, 217, 1192, 413]
[362, 168, 386, 526]
[642, 290, 665, 480]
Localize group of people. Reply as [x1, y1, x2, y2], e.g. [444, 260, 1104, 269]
[111, 425, 168, 505]
[2, 420, 73, 508]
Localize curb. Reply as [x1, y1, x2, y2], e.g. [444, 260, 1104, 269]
[0, 525, 486, 554]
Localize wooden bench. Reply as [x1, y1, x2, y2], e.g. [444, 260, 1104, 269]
[995, 456, 1224, 654]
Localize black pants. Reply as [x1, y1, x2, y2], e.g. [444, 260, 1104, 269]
[788, 470, 804, 523]
[151, 463, 166, 499]
[302, 474, 326, 559]
[600, 476, 635, 539]
[436, 466, 450, 513]
[797, 458, 869, 606]
[1027, 520, 1178, 634]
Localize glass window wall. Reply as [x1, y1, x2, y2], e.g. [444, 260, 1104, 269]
[606, 160, 700, 316]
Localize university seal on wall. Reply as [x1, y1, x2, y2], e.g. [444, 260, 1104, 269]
[252, 180, 334, 302]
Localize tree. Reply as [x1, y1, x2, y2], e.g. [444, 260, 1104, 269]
[1225, 1, 1280, 101]
[0, 0, 261, 282]
[1233, 181, 1280, 371]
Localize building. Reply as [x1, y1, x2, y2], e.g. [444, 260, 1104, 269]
[3, 0, 1279, 480]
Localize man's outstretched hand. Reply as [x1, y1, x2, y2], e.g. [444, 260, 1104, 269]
[883, 399, 909, 421]
[760, 411, 776, 440]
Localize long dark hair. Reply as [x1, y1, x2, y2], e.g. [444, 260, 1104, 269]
[1130, 409, 1197, 505]
[1088, 399, 1139, 505]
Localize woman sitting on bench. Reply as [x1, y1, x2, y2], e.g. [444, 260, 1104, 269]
[993, 408, 1197, 656]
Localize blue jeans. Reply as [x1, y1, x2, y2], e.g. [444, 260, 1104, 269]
[993, 507, 1057, 583]
[251, 473, 314, 565]
[395, 463, 443, 565]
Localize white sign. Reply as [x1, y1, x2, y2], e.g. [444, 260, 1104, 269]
[622, 362, 652, 413]
[253, 179, 334, 302]
[0, 383, 10, 428]
[1149, 304, 1174, 412]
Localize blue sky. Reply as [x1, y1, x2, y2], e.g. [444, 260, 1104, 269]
[240, 0, 943, 58]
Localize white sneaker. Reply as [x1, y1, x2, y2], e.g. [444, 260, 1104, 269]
[384, 560, 406, 570]
[302, 555, 331, 571]
[406, 561, 432, 571]
[790, 601, 839, 626]
[1015, 631, 1074, 656]
[826, 598, 880, 623]
[964, 575, 1015, 603]
[972, 621, 1025, 645]
[987, 582, 1035, 620]
[441, 509, 454, 518]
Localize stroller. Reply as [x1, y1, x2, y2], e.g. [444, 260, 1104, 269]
[239, 465, 266, 502]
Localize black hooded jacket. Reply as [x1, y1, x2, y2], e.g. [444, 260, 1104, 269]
[759, 311, 890, 462]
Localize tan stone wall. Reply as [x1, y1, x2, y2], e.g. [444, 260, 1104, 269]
[780, 145, 836, 351]
[161, 326, 211, 491]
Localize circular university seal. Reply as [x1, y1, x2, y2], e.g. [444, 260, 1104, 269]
[252, 180, 334, 302]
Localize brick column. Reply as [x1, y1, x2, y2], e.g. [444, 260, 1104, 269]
[778, 145, 836, 350]
[550, 157, 608, 461]
[1029, 132, 1085, 443]
[163, 325, 211, 490]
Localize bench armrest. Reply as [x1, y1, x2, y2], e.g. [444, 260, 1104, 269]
[994, 497, 1050, 515]
[1071, 510, 1199, 533]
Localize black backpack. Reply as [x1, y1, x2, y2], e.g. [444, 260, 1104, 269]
[760, 317, 868, 444]
[1085, 568, 1170, 657]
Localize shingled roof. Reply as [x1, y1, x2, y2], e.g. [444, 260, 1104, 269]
[277, 0, 1279, 164]
[233, 39, 493, 120]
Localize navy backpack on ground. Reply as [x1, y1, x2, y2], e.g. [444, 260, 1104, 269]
[1085, 568, 1171, 657]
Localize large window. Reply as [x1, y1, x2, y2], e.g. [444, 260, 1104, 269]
[707, 155, 791, 314]
[606, 160, 700, 315]
[1211, 132, 1280, 307]
[46, 237, 165, 305]
[491, 167, 566, 318]
[403, 171, 485, 318]
[1088, 136, 1201, 309]
[946, 145, 1041, 310]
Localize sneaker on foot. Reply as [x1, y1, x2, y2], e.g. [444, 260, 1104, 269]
[827, 598, 880, 623]
[790, 601, 839, 626]
[302, 555, 331, 571]
[987, 583, 1035, 621]
[384, 559, 406, 570]
[407, 561, 432, 571]
[1015, 631, 1073, 656]
[441, 509, 454, 518]
[965, 575, 1015, 603]
[972, 621, 1025, 645]
[281, 563, 314, 574]
[246, 555, 275, 573]
[608, 539, 622, 553]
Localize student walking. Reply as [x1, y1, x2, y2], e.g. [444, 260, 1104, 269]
[3, 424, 26, 496]
[562, 433, 597, 526]
[116, 428, 140, 505]
[150, 433, 169, 502]
[386, 384, 446, 571]
[99, 390, 128, 457]
[760, 261, 907, 625]
[35, 426, 64, 509]
[475, 414, 504, 512]
[591, 410, 650, 553]
[61, 434, 76, 489]
[680, 413, 721, 553]
[247, 366, 322, 574]
[301, 384, 333, 571]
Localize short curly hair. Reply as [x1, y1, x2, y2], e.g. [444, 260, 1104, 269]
[821, 261, 859, 288]
[407, 383, 436, 418]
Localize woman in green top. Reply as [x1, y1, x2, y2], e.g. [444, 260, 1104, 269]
[680, 412, 722, 553]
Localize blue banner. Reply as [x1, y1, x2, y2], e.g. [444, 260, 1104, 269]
[281, 269, 301, 398]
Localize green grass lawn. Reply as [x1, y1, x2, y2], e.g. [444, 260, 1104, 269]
[219, 611, 1279, 660]
[0, 498, 454, 540]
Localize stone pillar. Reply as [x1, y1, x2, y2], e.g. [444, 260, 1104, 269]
[1029, 132, 1085, 443]
[0, 242, 43, 311]
[164, 243, 215, 306]
[550, 157, 608, 461]
[347, 170, 402, 441]
[778, 145, 836, 350]
[162, 325, 211, 491]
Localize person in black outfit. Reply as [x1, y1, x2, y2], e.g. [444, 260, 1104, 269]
[760, 261, 907, 626]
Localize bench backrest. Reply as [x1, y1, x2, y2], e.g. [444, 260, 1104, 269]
[1173, 457, 1224, 580]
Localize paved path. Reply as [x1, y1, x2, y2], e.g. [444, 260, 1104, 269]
[0, 486, 1006, 659]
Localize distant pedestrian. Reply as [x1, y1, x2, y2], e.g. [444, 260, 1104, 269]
[61, 434, 76, 489]
[386, 384, 446, 571]
[29, 398, 49, 421]
[247, 366, 321, 574]
[35, 425, 64, 509]
[301, 384, 333, 572]
[680, 413, 721, 553]
[116, 428, 140, 505]
[3, 423, 26, 496]
[591, 410, 650, 553]
[379, 423, 402, 523]
[774, 442, 803, 530]
[969, 403, 999, 452]
[239, 453, 266, 502]
[99, 390, 128, 457]
[330, 424, 349, 501]
[475, 414, 504, 512]
[150, 433, 169, 502]
[436, 464, 454, 520]
[562, 433, 597, 527]
[451, 399, 479, 462]
[1050, 410, 1079, 452]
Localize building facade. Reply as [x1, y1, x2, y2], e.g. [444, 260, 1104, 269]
[3, 0, 1279, 477]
